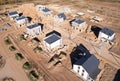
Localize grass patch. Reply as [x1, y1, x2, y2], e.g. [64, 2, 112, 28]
[15, 53, 24, 61]
[23, 62, 32, 70]
[9, 46, 16, 51]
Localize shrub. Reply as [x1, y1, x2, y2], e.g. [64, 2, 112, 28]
[19, 34, 25, 41]
[2, 77, 15, 81]
[29, 70, 39, 81]
[15, 53, 24, 60]
[23, 62, 32, 70]
[9, 46, 16, 51]
[4, 39, 11, 45]
[33, 47, 42, 53]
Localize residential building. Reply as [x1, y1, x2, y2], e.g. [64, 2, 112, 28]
[72, 45, 100, 81]
[36, 5, 52, 17]
[36, 5, 45, 11]
[8, 11, 19, 20]
[41, 7, 52, 16]
[26, 24, 43, 38]
[70, 19, 88, 32]
[15, 16, 28, 27]
[91, 16, 103, 22]
[43, 33, 62, 51]
[98, 28, 115, 42]
[54, 13, 66, 22]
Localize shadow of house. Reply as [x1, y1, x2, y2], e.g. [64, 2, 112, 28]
[53, 60, 61, 66]
[113, 69, 120, 81]
[70, 44, 90, 67]
[33, 37, 40, 42]
[48, 54, 59, 63]
[4, 11, 9, 16]
[45, 30, 61, 37]
[27, 16, 32, 22]
[38, 23, 44, 30]
[69, 19, 76, 26]
[59, 51, 67, 56]
[91, 25, 101, 38]
[19, 13, 23, 16]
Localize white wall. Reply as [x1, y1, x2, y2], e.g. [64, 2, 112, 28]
[44, 38, 62, 49]
[72, 21, 88, 32]
[16, 18, 28, 25]
[36, 5, 45, 11]
[73, 64, 93, 81]
[98, 32, 115, 41]
[72, 22, 85, 28]
[54, 15, 64, 22]
[78, 22, 87, 29]
[8, 14, 19, 19]
[40, 9, 52, 17]
[27, 26, 42, 38]
[50, 39, 62, 48]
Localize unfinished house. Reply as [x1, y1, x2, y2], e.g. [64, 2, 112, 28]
[43, 33, 62, 52]
[15, 16, 28, 27]
[98, 28, 115, 42]
[8, 11, 19, 20]
[26, 24, 43, 38]
[70, 19, 88, 32]
[54, 13, 66, 23]
[71, 45, 100, 81]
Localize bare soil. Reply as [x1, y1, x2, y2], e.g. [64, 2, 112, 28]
[0, 1, 120, 81]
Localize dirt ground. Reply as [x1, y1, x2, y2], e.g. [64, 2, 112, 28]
[99, 64, 118, 81]
[0, 1, 120, 81]
[0, 56, 29, 81]
[0, 24, 29, 81]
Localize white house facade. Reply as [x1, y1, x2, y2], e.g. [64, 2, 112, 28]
[41, 7, 52, 17]
[36, 5, 52, 17]
[54, 13, 66, 22]
[36, 5, 45, 11]
[15, 16, 28, 27]
[26, 24, 43, 38]
[71, 19, 88, 32]
[72, 45, 100, 81]
[8, 11, 19, 20]
[43, 33, 62, 51]
[73, 65, 89, 81]
[92, 16, 103, 22]
[98, 28, 115, 42]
